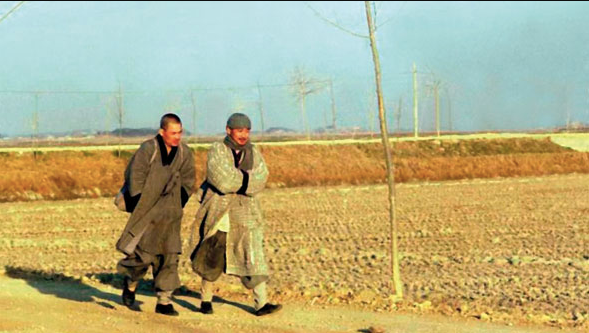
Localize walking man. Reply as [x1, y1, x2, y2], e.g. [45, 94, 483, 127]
[189, 113, 282, 316]
[116, 113, 195, 316]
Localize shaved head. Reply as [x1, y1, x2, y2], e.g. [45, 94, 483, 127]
[160, 113, 182, 130]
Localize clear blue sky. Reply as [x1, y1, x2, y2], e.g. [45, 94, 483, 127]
[1, 1, 588, 136]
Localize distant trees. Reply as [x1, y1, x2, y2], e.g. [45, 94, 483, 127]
[289, 67, 324, 140]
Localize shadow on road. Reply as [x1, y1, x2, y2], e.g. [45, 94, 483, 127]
[4, 266, 125, 310]
[4, 266, 254, 314]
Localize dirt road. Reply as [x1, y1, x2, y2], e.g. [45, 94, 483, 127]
[0, 274, 580, 333]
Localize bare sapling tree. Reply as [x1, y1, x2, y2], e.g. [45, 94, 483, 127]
[0, 1, 26, 25]
[308, 0, 404, 299]
[365, 1, 403, 299]
[289, 66, 323, 140]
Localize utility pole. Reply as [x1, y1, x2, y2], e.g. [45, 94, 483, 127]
[329, 78, 337, 131]
[396, 97, 403, 134]
[300, 82, 310, 140]
[257, 82, 266, 136]
[32, 93, 39, 159]
[445, 86, 453, 132]
[434, 81, 440, 137]
[190, 90, 197, 142]
[412, 63, 419, 138]
[116, 82, 123, 157]
[290, 67, 321, 141]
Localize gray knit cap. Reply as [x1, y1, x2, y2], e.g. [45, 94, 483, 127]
[226, 113, 251, 129]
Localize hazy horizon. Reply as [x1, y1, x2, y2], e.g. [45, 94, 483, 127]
[1, 1, 589, 137]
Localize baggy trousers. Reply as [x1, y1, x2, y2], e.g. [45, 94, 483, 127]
[201, 278, 268, 311]
[117, 247, 180, 305]
[196, 231, 268, 310]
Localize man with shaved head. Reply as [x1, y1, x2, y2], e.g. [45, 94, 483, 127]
[116, 113, 196, 316]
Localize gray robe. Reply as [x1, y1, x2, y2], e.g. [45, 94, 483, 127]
[116, 137, 195, 255]
[189, 142, 269, 279]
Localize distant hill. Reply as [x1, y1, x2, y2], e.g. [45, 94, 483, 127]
[100, 128, 192, 137]
[103, 128, 157, 137]
[265, 127, 296, 134]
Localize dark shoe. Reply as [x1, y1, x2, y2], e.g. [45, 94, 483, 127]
[122, 277, 136, 307]
[200, 301, 213, 314]
[155, 303, 179, 316]
[255, 303, 282, 316]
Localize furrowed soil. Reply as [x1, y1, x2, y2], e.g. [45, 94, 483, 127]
[1, 174, 587, 332]
[2, 137, 589, 202]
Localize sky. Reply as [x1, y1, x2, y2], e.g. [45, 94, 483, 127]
[1, 1, 589, 137]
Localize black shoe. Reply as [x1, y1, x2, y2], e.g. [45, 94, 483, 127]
[122, 277, 136, 307]
[155, 303, 179, 316]
[200, 301, 213, 314]
[255, 303, 282, 316]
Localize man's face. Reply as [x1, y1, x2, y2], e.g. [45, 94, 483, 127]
[226, 126, 250, 146]
[159, 122, 183, 147]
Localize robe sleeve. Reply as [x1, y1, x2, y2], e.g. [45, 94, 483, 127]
[180, 144, 196, 206]
[206, 142, 244, 194]
[245, 145, 268, 196]
[126, 140, 156, 197]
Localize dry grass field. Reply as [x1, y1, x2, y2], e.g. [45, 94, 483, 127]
[2, 137, 589, 202]
[1, 173, 587, 330]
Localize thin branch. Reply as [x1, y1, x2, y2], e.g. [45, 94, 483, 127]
[0, 1, 26, 25]
[305, 2, 368, 39]
[375, 1, 407, 31]
[372, 1, 377, 28]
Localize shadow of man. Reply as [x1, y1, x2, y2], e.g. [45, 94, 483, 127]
[5, 266, 257, 315]
[4, 266, 135, 310]
[172, 285, 256, 314]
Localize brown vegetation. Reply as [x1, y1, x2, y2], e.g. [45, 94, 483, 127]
[1, 137, 588, 202]
[1, 174, 587, 329]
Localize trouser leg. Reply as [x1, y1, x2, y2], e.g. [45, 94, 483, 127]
[240, 276, 269, 311]
[201, 279, 214, 303]
[152, 253, 181, 305]
[117, 251, 150, 284]
[252, 281, 268, 311]
[156, 290, 173, 305]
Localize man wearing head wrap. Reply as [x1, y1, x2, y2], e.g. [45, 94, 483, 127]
[189, 113, 282, 316]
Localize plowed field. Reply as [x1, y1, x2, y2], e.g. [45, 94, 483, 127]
[1, 174, 587, 329]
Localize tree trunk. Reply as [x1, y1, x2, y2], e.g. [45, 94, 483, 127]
[364, 1, 403, 299]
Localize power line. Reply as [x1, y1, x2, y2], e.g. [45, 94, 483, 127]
[0, 80, 335, 95]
